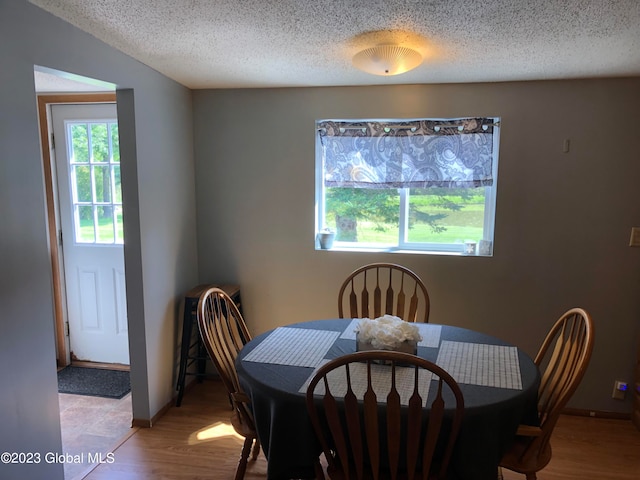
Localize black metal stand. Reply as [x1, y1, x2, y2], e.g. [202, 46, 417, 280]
[175, 283, 241, 406]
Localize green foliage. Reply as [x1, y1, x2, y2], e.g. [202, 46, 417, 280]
[111, 124, 120, 162]
[324, 186, 485, 242]
[70, 121, 119, 221]
[78, 208, 124, 244]
[71, 124, 89, 162]
[326, 188, 398, 228]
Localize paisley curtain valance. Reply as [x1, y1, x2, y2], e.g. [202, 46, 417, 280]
[317, 117, 499, 189]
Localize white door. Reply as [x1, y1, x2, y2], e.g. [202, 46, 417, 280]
[51, 103, 129, 365]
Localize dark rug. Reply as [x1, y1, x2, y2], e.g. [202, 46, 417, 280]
[57, 366, 131, 399]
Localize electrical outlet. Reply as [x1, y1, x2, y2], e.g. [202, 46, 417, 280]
[612, 380, 628, 400]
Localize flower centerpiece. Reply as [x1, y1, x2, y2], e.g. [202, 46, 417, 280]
[355, 315, 422, 355]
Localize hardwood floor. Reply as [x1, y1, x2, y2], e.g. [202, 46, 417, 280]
[500, 415, 640, 480]
[84, 379, 267, 480]
[84, 379, 639, 480]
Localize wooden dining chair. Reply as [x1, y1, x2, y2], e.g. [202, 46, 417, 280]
[338, 263, 430, 322]
[197, 287, 261, 480]
[306, 350, 464, 480]
[499, 307, 595, 480]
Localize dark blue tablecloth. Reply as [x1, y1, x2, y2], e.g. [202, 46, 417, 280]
[236, 319, 540, 480]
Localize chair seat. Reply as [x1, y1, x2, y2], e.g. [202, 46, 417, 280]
[500, 437, 552, 474]
[230, 409, 255, 439]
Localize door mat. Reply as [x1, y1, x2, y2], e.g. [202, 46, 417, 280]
[57, 366, 131, 399]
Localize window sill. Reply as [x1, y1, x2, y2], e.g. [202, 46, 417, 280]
[315, 245, 491, 257]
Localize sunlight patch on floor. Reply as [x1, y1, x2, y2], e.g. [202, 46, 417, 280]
[189, 421, 243, 444]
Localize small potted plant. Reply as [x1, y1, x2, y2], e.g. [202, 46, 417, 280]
[317, 227, 336, 249]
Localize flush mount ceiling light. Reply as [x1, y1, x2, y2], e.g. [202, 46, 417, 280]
[352, 44, 423, 76]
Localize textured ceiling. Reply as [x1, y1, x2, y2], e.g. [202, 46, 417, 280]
[30, 0, 640, 90]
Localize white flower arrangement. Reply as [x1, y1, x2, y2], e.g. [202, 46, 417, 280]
[355, 315, 422, 352]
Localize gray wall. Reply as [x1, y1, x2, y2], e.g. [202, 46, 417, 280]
[2, 2, 638, 478]
[193, 79, 640, 414]
[0, 1, 197, 478]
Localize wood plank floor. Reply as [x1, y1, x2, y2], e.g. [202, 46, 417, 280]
[84, 379, 639, 480]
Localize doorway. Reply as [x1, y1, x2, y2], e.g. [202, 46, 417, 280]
[37, 90, 134, 479]
[38, 93, 131, 367]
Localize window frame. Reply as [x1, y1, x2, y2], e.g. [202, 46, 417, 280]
[65, 119, 123, 246]
[314, 118, 500, 256]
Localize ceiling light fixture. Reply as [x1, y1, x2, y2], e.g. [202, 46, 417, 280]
[352, 44, 422, 76]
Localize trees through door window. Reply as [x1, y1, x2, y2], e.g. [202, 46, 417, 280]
[65, 119, 123, 244]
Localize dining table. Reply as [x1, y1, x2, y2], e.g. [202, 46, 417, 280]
[236, 318, 540, 480]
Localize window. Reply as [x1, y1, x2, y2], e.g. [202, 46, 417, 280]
[315, 118, 500, 255]
[66, 119, 123, 244]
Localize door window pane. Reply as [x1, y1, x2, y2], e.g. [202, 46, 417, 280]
[71, 124, 89, 163]
[111, 124, 120, 163]
[115, 206, 124, 243]
[76, 205, 95, 243]
[73, 165, 92, 203]
[113, 165, 122, 203]
[97, 206, 115, 243]
[93, 165, 112, 202]
[91, 123, 109, 163]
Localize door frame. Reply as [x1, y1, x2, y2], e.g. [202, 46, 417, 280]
[37, 93, 117, 367]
